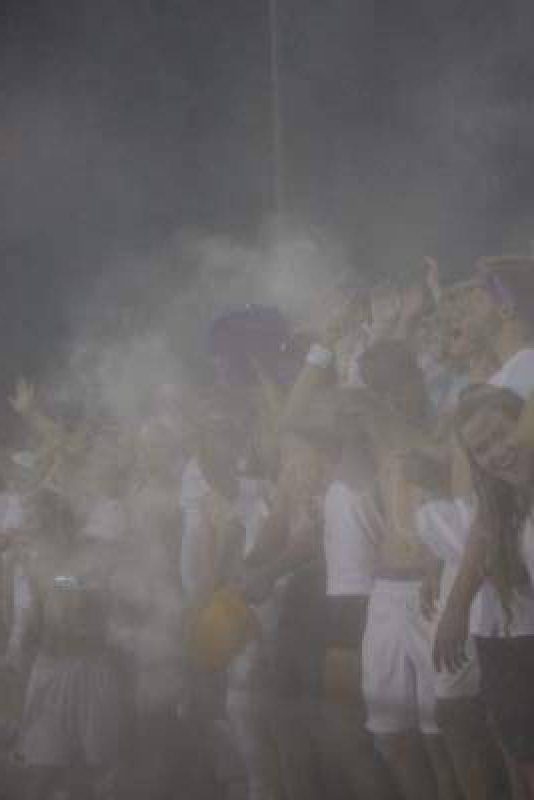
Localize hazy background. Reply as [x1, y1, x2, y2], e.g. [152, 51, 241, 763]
[1, 0, 534, 395]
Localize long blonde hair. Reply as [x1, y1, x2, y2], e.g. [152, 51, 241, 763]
[454, 386, 532, 625]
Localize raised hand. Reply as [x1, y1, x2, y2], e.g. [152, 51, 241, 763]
[424, 256, 441, 303]
[9, 378, 34, 415]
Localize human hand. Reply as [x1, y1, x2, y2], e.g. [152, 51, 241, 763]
[320, 298, 360, 349]
[424, 256, 441, 303]
[9, 379, 34, 415]
[419, 568, 441, 622]
[433, 595, 469, 673]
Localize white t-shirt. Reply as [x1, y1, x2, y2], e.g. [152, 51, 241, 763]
[323, 480, 381, 597]
[489, 348, 534, 399]
[416, 497, 534, 637]
[0, 492, 25, 533]
[179, 459, 212, 603]
[416, 498, 473, 566]
[179, 459, 271, 602]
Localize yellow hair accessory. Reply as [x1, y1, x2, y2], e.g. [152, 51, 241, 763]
[189, 586, 259, 671]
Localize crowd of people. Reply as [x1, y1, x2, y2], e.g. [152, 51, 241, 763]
[1, 253, 534, 800]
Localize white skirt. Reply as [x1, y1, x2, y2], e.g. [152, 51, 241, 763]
[20, 651, 124, 767]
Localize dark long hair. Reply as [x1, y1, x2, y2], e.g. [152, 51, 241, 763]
[454, 386, 532, 625]
[358, 339, 430, 425]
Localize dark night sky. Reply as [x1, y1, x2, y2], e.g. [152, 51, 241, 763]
[1, 0, 534, 384]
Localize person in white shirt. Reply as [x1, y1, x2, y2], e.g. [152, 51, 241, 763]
[435, 256, 534, 674]
[417, 497, 510, 800]
[0, 488, 30, 669]
[322, 407, 400, 800]
[179, 406, 259, 800]
[443, 385, 534, 798]
[225, 473, 278, 800]
[0, 486, 31, 797]
[179, 456, 213, 607]
[233, 432, 329, 800]
[413, 306, 509, 800]
[353, 342, 461, 800]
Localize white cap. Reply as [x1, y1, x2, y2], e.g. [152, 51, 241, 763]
[11, 451, 37, 470]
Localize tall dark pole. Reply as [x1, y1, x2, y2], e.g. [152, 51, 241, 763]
[269, 0, 284, 238]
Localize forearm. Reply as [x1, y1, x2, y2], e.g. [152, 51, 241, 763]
[243, 506, 287, 569]
[239, 526, 319, 604]
[249, 539, 316, 588]
[263, 540, 316, 582]
[280, 346, 334, 432]
[447, 521, 486, 612]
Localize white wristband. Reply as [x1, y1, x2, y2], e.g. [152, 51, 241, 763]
[306, 344, 334, 368]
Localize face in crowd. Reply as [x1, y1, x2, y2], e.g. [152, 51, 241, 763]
[436, 282, 497, 369]
[457, 388, 534, 488]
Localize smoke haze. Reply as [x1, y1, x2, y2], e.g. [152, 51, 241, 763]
[1, 0, 534, 396]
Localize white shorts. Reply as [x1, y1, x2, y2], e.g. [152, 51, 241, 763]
[20, 652, 124, 767]
[363, 580, 439, 735]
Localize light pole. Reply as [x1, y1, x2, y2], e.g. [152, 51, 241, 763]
[268, 0, 285, 236]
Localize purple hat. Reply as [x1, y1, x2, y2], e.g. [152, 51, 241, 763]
[209, 305, 306, 385]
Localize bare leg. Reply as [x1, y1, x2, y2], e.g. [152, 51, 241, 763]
[423, 734, 462, 800]
[321, 702, 401, 800]
[269, 697, 323, 800]
[436, 697, 511, 800]
[499, 747, 528, 800]
[376, 733, 438, 800]
[227, 688, 280, 800]
[518, 763, 534, 800]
